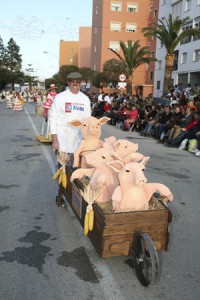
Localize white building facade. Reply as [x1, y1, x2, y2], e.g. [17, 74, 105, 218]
[153, 0, 200, 97]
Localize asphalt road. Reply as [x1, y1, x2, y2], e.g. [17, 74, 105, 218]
[0, 101, 199, 300]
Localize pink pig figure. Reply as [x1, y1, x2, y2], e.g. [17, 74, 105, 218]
[107, 157, 174, 212]
[68, 116, 110, 168]
[104, 139, 144, 163]
[70, 147, 121, 203]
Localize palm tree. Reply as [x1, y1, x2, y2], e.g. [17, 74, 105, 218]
[108, 40, 157, 94]
[142, 14, 200, 95]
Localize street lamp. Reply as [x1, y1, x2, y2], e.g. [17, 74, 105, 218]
[43, 51, 59, 71]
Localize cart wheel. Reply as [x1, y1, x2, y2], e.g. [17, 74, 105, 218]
[132, 233, 160, 287]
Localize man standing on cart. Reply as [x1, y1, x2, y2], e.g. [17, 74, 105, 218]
[49, 72, 91, 206]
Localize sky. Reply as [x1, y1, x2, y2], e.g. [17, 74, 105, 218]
[0, 0, 93, 80]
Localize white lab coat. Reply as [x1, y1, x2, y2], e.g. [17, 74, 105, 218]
[49, 89, 91, 153]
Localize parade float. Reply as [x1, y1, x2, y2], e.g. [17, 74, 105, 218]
[53, 116, 174, 287]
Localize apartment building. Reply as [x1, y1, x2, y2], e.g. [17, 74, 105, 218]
[91, 0, 154, 96]
[146, 0, 159, 90]
[59, 40, 79, 67]
[78, 27, 92, 68]
[154, 0, 200, 97]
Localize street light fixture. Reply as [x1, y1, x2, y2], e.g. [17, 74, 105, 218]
[43, 51, 59, 69]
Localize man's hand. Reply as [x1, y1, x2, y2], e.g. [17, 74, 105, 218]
[52, 134, 59, 151]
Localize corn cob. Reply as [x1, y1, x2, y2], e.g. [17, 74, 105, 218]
[88, 208, 94, 231]
[52, 167, 62, 180]
[62, 172, 67, 189]
[84, 212, 89, 236]
[58, 170, 63, 185]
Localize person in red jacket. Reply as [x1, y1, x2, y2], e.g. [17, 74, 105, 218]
[123, 104, 138, 130]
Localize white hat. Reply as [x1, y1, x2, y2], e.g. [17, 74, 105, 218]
[49, 84, 57, 89]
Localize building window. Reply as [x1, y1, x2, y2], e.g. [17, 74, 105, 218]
[173, 50, 179, 71]
[111, 1, 122, 11]
[154, 9, 158, 18]
[181, 52, 187, 64]
[185, 0, 191, 11]
[150, 1, 153, 11]
[159, 41, 163, 48]
[109, 41, 120, 52]
[146, 63, 149, 70]
[194, 17, 200, 41]
[94, 45, 96, 53]
[126, 23, 137, 32]
[127, 3, 138, 13]
[94, 63, 96, 71]
[157, 81, 160, 89]
[96, 6, 98, 15]
[151, 51, 155, 57]
[180, 21, 193, 44]
[150, 71, 153, 80]
[157, 60, 162, 69]
[110, 21, 121, 31]
[193, 49, 200, 61]
[94, 27, 97, 35]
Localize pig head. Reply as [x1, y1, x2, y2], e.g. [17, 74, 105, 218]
[68, 116, 110, 168]
[113, 139, 144, 163]
[71, 147, 121, 203]
[107, 157, 173, 212]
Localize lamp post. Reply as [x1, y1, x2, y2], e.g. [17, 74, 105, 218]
[43, 51, 59, 73]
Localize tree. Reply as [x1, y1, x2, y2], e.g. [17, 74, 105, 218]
[4, 38, 22, 89]
[79, 67, 94, 90]
[58, 65, 79, 86]
[103, 58, 127, 88]
[108, 40, 157, 94]
[91, 71, 108, 91]
[142, 14, 200, 95]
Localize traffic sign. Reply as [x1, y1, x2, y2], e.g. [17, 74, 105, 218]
[119, 73, 126, 82]
[118, 82, 127, 90]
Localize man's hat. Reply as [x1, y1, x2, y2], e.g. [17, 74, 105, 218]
[67, 72, 82, 80]
[49, 84, 57, 89]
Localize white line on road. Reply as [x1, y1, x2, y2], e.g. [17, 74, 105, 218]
[24, 105, 124, 300]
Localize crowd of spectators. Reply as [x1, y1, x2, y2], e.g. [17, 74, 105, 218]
[89, 83, 200, 157]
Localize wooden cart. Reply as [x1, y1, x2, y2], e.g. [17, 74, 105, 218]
[61, 166, 173, 287]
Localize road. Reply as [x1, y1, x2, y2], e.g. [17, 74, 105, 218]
[0, 102, 199, 300]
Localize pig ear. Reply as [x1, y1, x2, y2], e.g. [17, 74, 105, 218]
[106, 160, 124, 172]
[141, 156, 150, 166]
[67, 119, 82, 127]
[104, 136, 116, 144]
[114, 140, 121, 151]
[132, 143, 139, 152]
[110, 151, 123, 161]
[98, 116, 111, 125]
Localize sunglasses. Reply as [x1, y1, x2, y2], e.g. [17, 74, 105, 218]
[69, 79, 81, 84]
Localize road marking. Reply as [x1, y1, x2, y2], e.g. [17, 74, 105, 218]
[24, 105, 124, 300]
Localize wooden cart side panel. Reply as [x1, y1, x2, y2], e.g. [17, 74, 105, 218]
[102, 220, 169, 236]
[103, 208, 171, 225]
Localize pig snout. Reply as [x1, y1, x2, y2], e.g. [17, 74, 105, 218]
[135, 176, 147, 185]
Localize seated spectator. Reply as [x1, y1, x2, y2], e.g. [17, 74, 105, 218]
[92, 99, 106, 117]
[134, 104, 146, 132]
[123, 104, 138, 131]
[191, 131, 200, 156]
[142, 105, 162, 136]
[154, 106, 172, 139]
[167, 107, 194, 141]
[169, 112, 200, 149]
[184, 99, 197, 113]
[102, 101, 111, 116]
[160, 106, 182, 142]
[110, 102, 125, 126]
